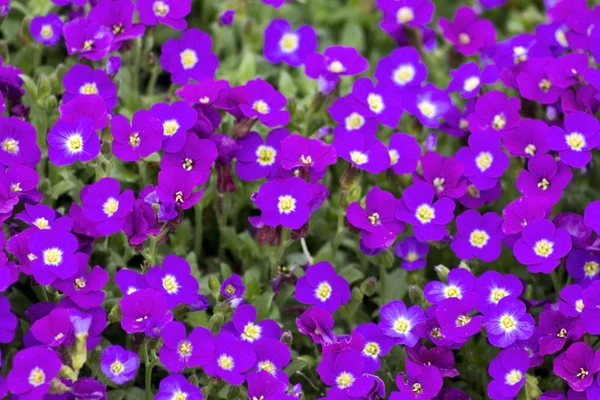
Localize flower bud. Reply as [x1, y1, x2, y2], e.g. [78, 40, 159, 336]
[208, 276, 221, 292]
[435, 264, 450, 282]
[187, 374, 199, 386]
[408, 285, 426, 306]
[372, 249, 394, 269]
[71, 334, 88, 370]
[280, 331, 293, 347]
[350, 287, 364, 304]
[340, 165, 361, 191]
[360, 276, 377, 297]
[213, 301, 232, 315]
[107, 304, 122, 324]
[227, 384, 241, 399]
[208, 313, 225, 333]
[458, 260, 471, 271]
[37, 75, 51, 99]
[43, 95, 57, 110]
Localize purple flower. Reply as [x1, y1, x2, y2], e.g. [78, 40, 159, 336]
[6, 346, 62, 398]
[466, 90, 521, 137]
[28, 229, 79, 285]
[407, 343, 459, 378]
[160, 28, 218, 84]
[424, 268, 476, 305]
[80, 177, 134, 235]
[553, 342, 600, 392]
[347, 185, 404, 250]
[503, 118, 550, 159]
[396, 181, 456, 242]
[247, 371, 293, 400]
[0, 164, 41, 203]
[106, 56, 122, 76]
[451, 210, 504, 262]
[439, 7, 496, 55]
[305, 46, 369, 94]
[235, 128, 289, 181]
[31, 307, 73, 347]
[296, 306, 336, 345]
[378, 300, 425, 346]
[548, 53, 588, 89]
[0, 116, 41, 168]
[517, 57, 563, 104]
[406, 83, 453, 128]
[516, 155, 572, 205]
[389, 359, 443, 400]
[513, 219, 572, 273]
[582, 281, 600, 334]
[161, 132, 218, 186]
[419, 152, 466, 199]
[30, 14, 63, 46]
[47, 117, 100, 166]
[146, 255, 199, 309]
[352, 77, 402, 128]
[115, 269, 148, 296]
[354, 323, 395, 373]
[240, 78, 290, 127]
[157, 170, 205, 210]
[159, 321, 212, 372]
[295, 261, 350, 312]
[456, 132, 509, 191]
[222, 304, 282, 344]
[254, 177, 312, 230]
[120, 288, 173, 334]
[379, 0, 435, 31]
[53, 253, 108, 308]
[203, 331, 256, 385]
[559, 284, 585, 318]
[155, 374, 203, 400]
[88, 0, 145, 51]
[151, 101, 197, 153]
[264, 19, 317, 67]
[100, 345, 139, 384]
[483, 298, 535, 348]
[388, 133, 421, 176]
[137, 0, 191, 30]
[221, 274, 245, 299]
[584, 201, 600, 236]
[219, 10, 235, 25]
[73, 377, 106, 400]
[375, 47, 427, 92]
[487, 348, 529, 400]
[318, 349, 374, 398]
[395, 236, 429, 270]
[547, 111, 600, 168]
[329, 96, 378, 137]
[111, 110, 162, 162]
[333, 132, 390, 174]
[447, 62, 499, 98]
[63, 18, 114, 60]
[554, 213, 594, 249]
[63, 64, 117, 110]
[476, 271, 523, 314]
[0, 295, 16, 343]
[251, 337, 291, 380]
[436, 297, 483, 343]
[566, 249, 600, 288]
[538, 309, 585, 356]
[59, 94, 108, 131]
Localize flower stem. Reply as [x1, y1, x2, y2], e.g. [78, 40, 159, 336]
[331, 191, 347, 259]
[379, 262, 386, 304]
[194, 202, 203, 261]
[300, 237, 313, 265]
[271, 228, 291, 277]
[550, 269, 562, 294]
[143, 343, 158, 400]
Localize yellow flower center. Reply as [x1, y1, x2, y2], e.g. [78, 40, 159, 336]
[584, 261, 599, 277]
[406, 252, 419, 262]
[67, 134, 84, 153]
[41, 25, 53, 39]
[539, 79, 552, 93]
[418, 101, 436, 118]
[500, 315, 517, 331]
[463, 76, 480, 92]
[43, 247, 63, 266]
[162, 274, 179, 294]
[456, 314, 471, 327]
[459, 118, 469, 130]
[492, 114, 506, 130]
[533, 239, 554, 258]
[258, 360, 276, 374]
[415, 204, 435, 224]
[396, 6, 414, 24]
[174, 191, 184, 204]
[153, 1, 170, 17]
[469, 229, 490, 248]
[431, 327, 443, 338]
[445, 285, 461, 299]
[180, 49, 198, 70]
[475, 151, 493, 172]
[315, 281, 332, 301]
[394, 317, 410, 333]
[336, 372, 355, 389]
[367, 93, 385, 113]
[2, 138, 19, 154]
[513, 46, 528, 63]
[328, 61, 345, 73]
[182, 157, 194, 171]
[82, 40, 94, 51]
[110, 360, 124, 375]
[253, 100, 270, 114]
[28, 367, 46, 387]
[280, 33, 299, 53]
[178, 340, 193, 356]
[74, 277, 86, 289]
[363, 342, 380, 358]
[555, 29, 568, 47]
[173, 392, 187, 400]
[393, 65, 416, 85]
[505, 369, 522, 385]
[103, 197, 119, 217]
[277, 195, 296, 214]
[300, 154, 313, 165]
[345, 112, 365, 130]
[576, 299, 585, 313]
[80, 83, 98, 95]
[163, 120, 180, 136]
[577, 368, 589, 379]
[491, 288, 508, 303]
[412, 383, 423, 394]
[10, 182, 21, 192]
[525, 144, 536, 156]
[538, 178, 550, 190]
[350, 150, 368, 165]
[225, 284, 235, 295]
[557, 328, 567, 338]
[33, 217, 50, 229]
[256, 145, 276, 166]
[217, 354, 234, 371]
[389, 149, 399, 165]
[565, 132, 586, 151]
[129, 133, 141, 147]
[368, 212, 380, 225]
[459, 33, 471, 44]
[112, 23, 124, 35]
[242, 323, 262, 342]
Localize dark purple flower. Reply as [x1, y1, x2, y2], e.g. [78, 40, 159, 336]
[254, 177, 312, 229]
[73, 377, 106, 400]
[219, 10, 235, 25]
[0, 295, 16, 343]
[47, 117, 100, 166]
[566, 249, 600, 288]
[466, 90, 521, 137]
[513, 219, 572, 274]
[419, 152, 466, 199]
[203, 331, 256, 385]
[379, 300, 425, 346]
[221, 274, 245, 299]
[115, 269, 148, 295]
[553, 342, 600, 392]
[137, 0, 191, 30]
[455, 132, 509, 191]
[157, 170, 205, 210]
[487, 348, 529, 400]
[584, 201, 600, 236]
[439, 7, 496, 55]
[407, 343, 458, 378]
[6, 346, 62, 398]
[100, 345, 139, 384]
[516, 155, 572, 205]
[278, 135, 336, 178]
[295, 261, 351, 312]
[388, 133, 421, 176]
[111, 110, 163, 162]
[161, 132, 218, 186]
[30, 14, 63, 46]
[59, 94, 108, 131]
[247, 370, 293, 400]
[436, 297, 483, 342]
[451, 210, 504, 262]
[0, 116, 41, 168]
[559, 284, 585, 318]
[53, 253, 108, 309]
[517, 57, 564, 104]
[296, 306, 336, 345]
[160, 28, 218, 85]
[483, 298, 535, 348]
[538, 309, 585, 355]
[119, 288, 173, 334]
[159, 321, 212, 372]
[503, 118, 550, 159]
[547, 111, 600, 168]
[106, 56, 122, 76]
[63, 18, 113, 60]
[395, 236, 429, 270]
[582, 281, 600, 334]
[88, 0, 145, 51]
[389, 359, 443, 400]
[235, 128, 289, 181]
[264, 19, 317, 67]
[447, 62, 499, 98]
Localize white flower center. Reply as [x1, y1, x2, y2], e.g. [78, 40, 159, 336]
[43, 247, 63, 266]
[350, 150, 368, 165]
[463, 76, 480, 92]
[533, 239, 554, 258]
[415, 204, 435, 224]
[279, 33, 299, 53]
[256, 145, 277, 166]
[180, 49, 198, 70]
[80, 82, 98, 95]
[242, 323, 262, 342]
[396, 7, 414, 24]
[162, 274, 180, 294]
[475, 151, 493, 172]
[367, 93, 385, 113]
[393, 64, 415, 86]
[565, 132, 586, 151]
[163, 119, 180, 136]
[277, 195, 296, 214]
[469, 229, 490, 248]
[315, 281, 332, 301]
[103, 197, 119, 217]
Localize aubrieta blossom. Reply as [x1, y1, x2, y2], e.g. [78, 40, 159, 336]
[439, 7, 496, 55]
[424, 267, 476, 305]
[566, 249, 600, 288]
[111, 110, 163, 162]
[318, 349, 375, 398]
[378, 0, 435, 33]
[487, 348, 529, 400]
[88, 0, 145, 51]
[406, 343, 458, 378]
[0, 116, 41, 168]
[0, 164, 41, 204]
[547, 111, 600, 168]
[395, 236, 429, 270]
[157, 170, 205, 210]
[296, 306, 336, 345]
[63, 64, 118, 110]
[559, 284, 585, 318]
[146, 254, 200, 308]
[59, 94, 108, 131]
[436, 297, 483, 343]
[264, 19, 317, 67]
[30, 14, 63, 46]
[347, 185, 404, 250]
[396, 181, 456, 242]
[378, 300, 425, 346]
[295, 261, 350, 313]
[47, 117, 100, 166]
[137, 0, 192, 30]
[247, 371, 295, 400]
[28, 229, 79, 285]
[538, 309, 585, 356]
[158, 322, 211, 372]
[419, 151, 466, 199]
[155, 374, 203, 400]
[161, 132, 218, 186]
[220, 274, 245, 299]
[219, 10, 235, 26]
[351, 77, 403, 128]
[254, 177, 312, 229]
[581, 281, 600, 334]
[405, 83, 452, 128]
[389, 359, 443, 400]
[516, 155, 572, 205]
[203, 331, 256, 385]
[388, 133, 421, 176]
[334, 133, 390, 174]
[151, 101, 197, 153]
[455, 132, 509, 191]
[517, 57, 563, 104]
[53, 253, 109, 309]
[354, 323, 395, 373]
[160, 28, 218, 85]
[375, 47, 427, 94]
[15, 204, 71, 232]
[483, 298, 535, 348]
[235, 128, 289, 181]
[251, 338, 291, 381]
[476, 271, 523, 314]
[329, 96, 377, 137]
[304, 46, 369, 94]
[451, 210, 504, 262]
[0, 295, 16, 343]
[447, 62, 499, 99]
[63, 18, 114, 60]
[6, 346, 62, 399]
[277, 135, 336, 179]
[503, 118, 550, 159]
[466, 90, 521, 137]
[80, 177, 134, 236]
[115, 269, 148, 295]
[120, 288, 173, 334]
[584, 201, 600, 236]
[30, 307, 72, 347]
[106, 56, 122, 76]
[222, 304, 282, 344]
[100, 345, 139, 384]
[553, 342, 600, 392]
[513, 218, 572, 273]
[240, 78, 290, 127]
[547, 52, 588, 89]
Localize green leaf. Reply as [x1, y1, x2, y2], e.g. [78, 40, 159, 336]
[285, 358, 309, 376]
[237, 50, 257, 84]
[340, 23, 365, 53]
[254, 291, 274, 321]
[339, 265, 364, 284]
[278, 70, 297, 98]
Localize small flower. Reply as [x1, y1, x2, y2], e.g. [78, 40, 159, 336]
[483, 298, 535, 348]
[203, 331, 256, 385]
[389, 359, 443, 400]
[53, 253, 109, 309]
[28, 229, 79, 285]
[351, 77, 403, 128]
[466, 90, 521, 137]
[115, 269, 149, 296]
[456, 132, 509, 191]
[100, 345, 139, 384]
[517, 57, 563, 104]
[476, 271, 523, 314]
[436, 297, 483, 343]
[155, 374, 203, 400]
[379, 0, 435, 31]
[111, 110, 163, 162]
[219, 10, 235, 26]
[47, 117, 100, 166]
[547, 111, 600, 168]
[504, 118, 550, 159]
[395, 236, 429, 270]
[150, 101, 198, 153]
[329, 95, 378, 137]
[333, 132, 390, 174]
[439, 7, 496, 55]
[157, 170, 205, 210]
[6, 346, 62, 398]
[235, 128, 289, 181]
[375, 47, 427, 91]
[119, 288, 173, 334]
[304, 46, 369, 94]
[296, 306, 336, 345]
[566, 249, 600, 288]
[63, 18, 114, 60]
[59, 94, 108, 131]
[388, 133, 421, 176]
[137, 0, 192, 30]
[160, 28, 218, 84]
[158, 321, 212, 372]
[161, 132, 218, 186]
[378, 300, 425, 346]
[240, 78, 290, 127]
[146, 254, 200, 309]
[30, 308, 72, 347]
[355, 323, 395, 373]
[447, 62, 499, 98]
[62, 64, 117, 110]
[451, 210, 504, 262]
[295, 262, 351, 313]
[30, 14, 63, 46]
[278, 135, 337, 179]
[487, 348, 529, 400]
[80, 177, 134, 236]
[251, 338, 291, 380]
[88, 0, 145, 51]
[553, 342, 600, 392]
[0, 116, 41, 168]
[419, 151, 466, 198]
[559, 284, 585, 318]
[538, 309, 584, 356]
[247, 370, 291, 400]
[254, 177, 312, 230]
[513, 219, 572, 273]
[424, 267, 476, 305]
[264, 19, 317, 67]
[222, 304, 282, 344]
[220, 274, 245, 299]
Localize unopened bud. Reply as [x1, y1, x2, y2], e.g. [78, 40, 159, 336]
[434, 265, 450, 283]
[373, 249, 394, 269]
[37, 75, 51, 98]
[208, 276, 221, 292]
[44, 95, 57, 110]
[213, 301, 232, 315]
[208, 313, 225, 333]
[187, 374, 199, 386]
[227, 384, 241, 399]
[458, 260, 471, 271]
[71, 334, 88, 370]
[408, 285, 425, 306]
[360, 276, 377, 296]
[340, 165, 361, 191]
[280, 331, 293, 346]
[107, 304, 122, 324]
[351, 287, 364, 304]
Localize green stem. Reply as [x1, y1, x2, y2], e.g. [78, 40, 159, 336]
[132, 38, 143, 94]
[271, 229, 291, 277]
[194, 202, 203, 261]
[143, 343, 158, 400]
[331, 191, 347, 259]
[144, 228, 169, 266]
[379, 262, 386, 304]
[145, 65, 160, 96]
[32, 44, 42, 78]
[550, 269, 562, 294]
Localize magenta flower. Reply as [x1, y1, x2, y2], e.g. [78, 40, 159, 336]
[538, 309, 585, 356]
[264, 19, 317, 67]
[333, 132, 390, 174]
[396, 181, 456, 242]
[389, 359, 442, 400]
[63, 64, 117, 110]
[111, 110, 162, 162]
[120, 288, 173, 334]
[150, 101, 197, 153]
[466, 90, 521, 137]
[547, 111, 600, 168]
[137, 0, 191, 30]
[436, 297, 483, 342]
[517, 57, 563, 104]
[145, 254, 200, 308]
[30, 14, 63, 46]
[447, 62, 499, 99]
[296, 306, 336, 345]
[455, 132, 509, 191]
[59, 94, 108, 130]
[375, 47, 427, 92]
[395, 236, 429, 270]
[581, 281, 600, 334]
[451, 210, 504, 262]
[6, 347, 62, 399]
[419, 151, 466, 198]
[503, 118, 550, 159]
[513, 219, 572, 274]
[584, 201, 600, 236]
[277, 135, 336, 179]
[501, 196, 549, 236]
[52, 253, 108, 309]
[31, 307, 73, 347]
[88, 0, 145, 51]
[239, 78, 290, 127]
[553, 342, 600, 392]
[47, 117, 100, 166]
[160, 28, 218, 84]
[388, 133, 421, 175]
[28, 229, 79, 285]
[516, 155, 573, 205]
[63, 18, 114, 60]
[254, 177, 313, 229]
[439, 7, 496, 55]
[0, 116, 41, 168]
[158, 321, 212, 372]
[0, 295, 16, 343]
[80, 177, 134, 236]
[487, 348, 529, 400]
[235, 128, 288, 182]
[161, 132, 218, 186]
[157, 170, 205, 210]
[304, 46, 369, 94]
[295, 261, 351, 312]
